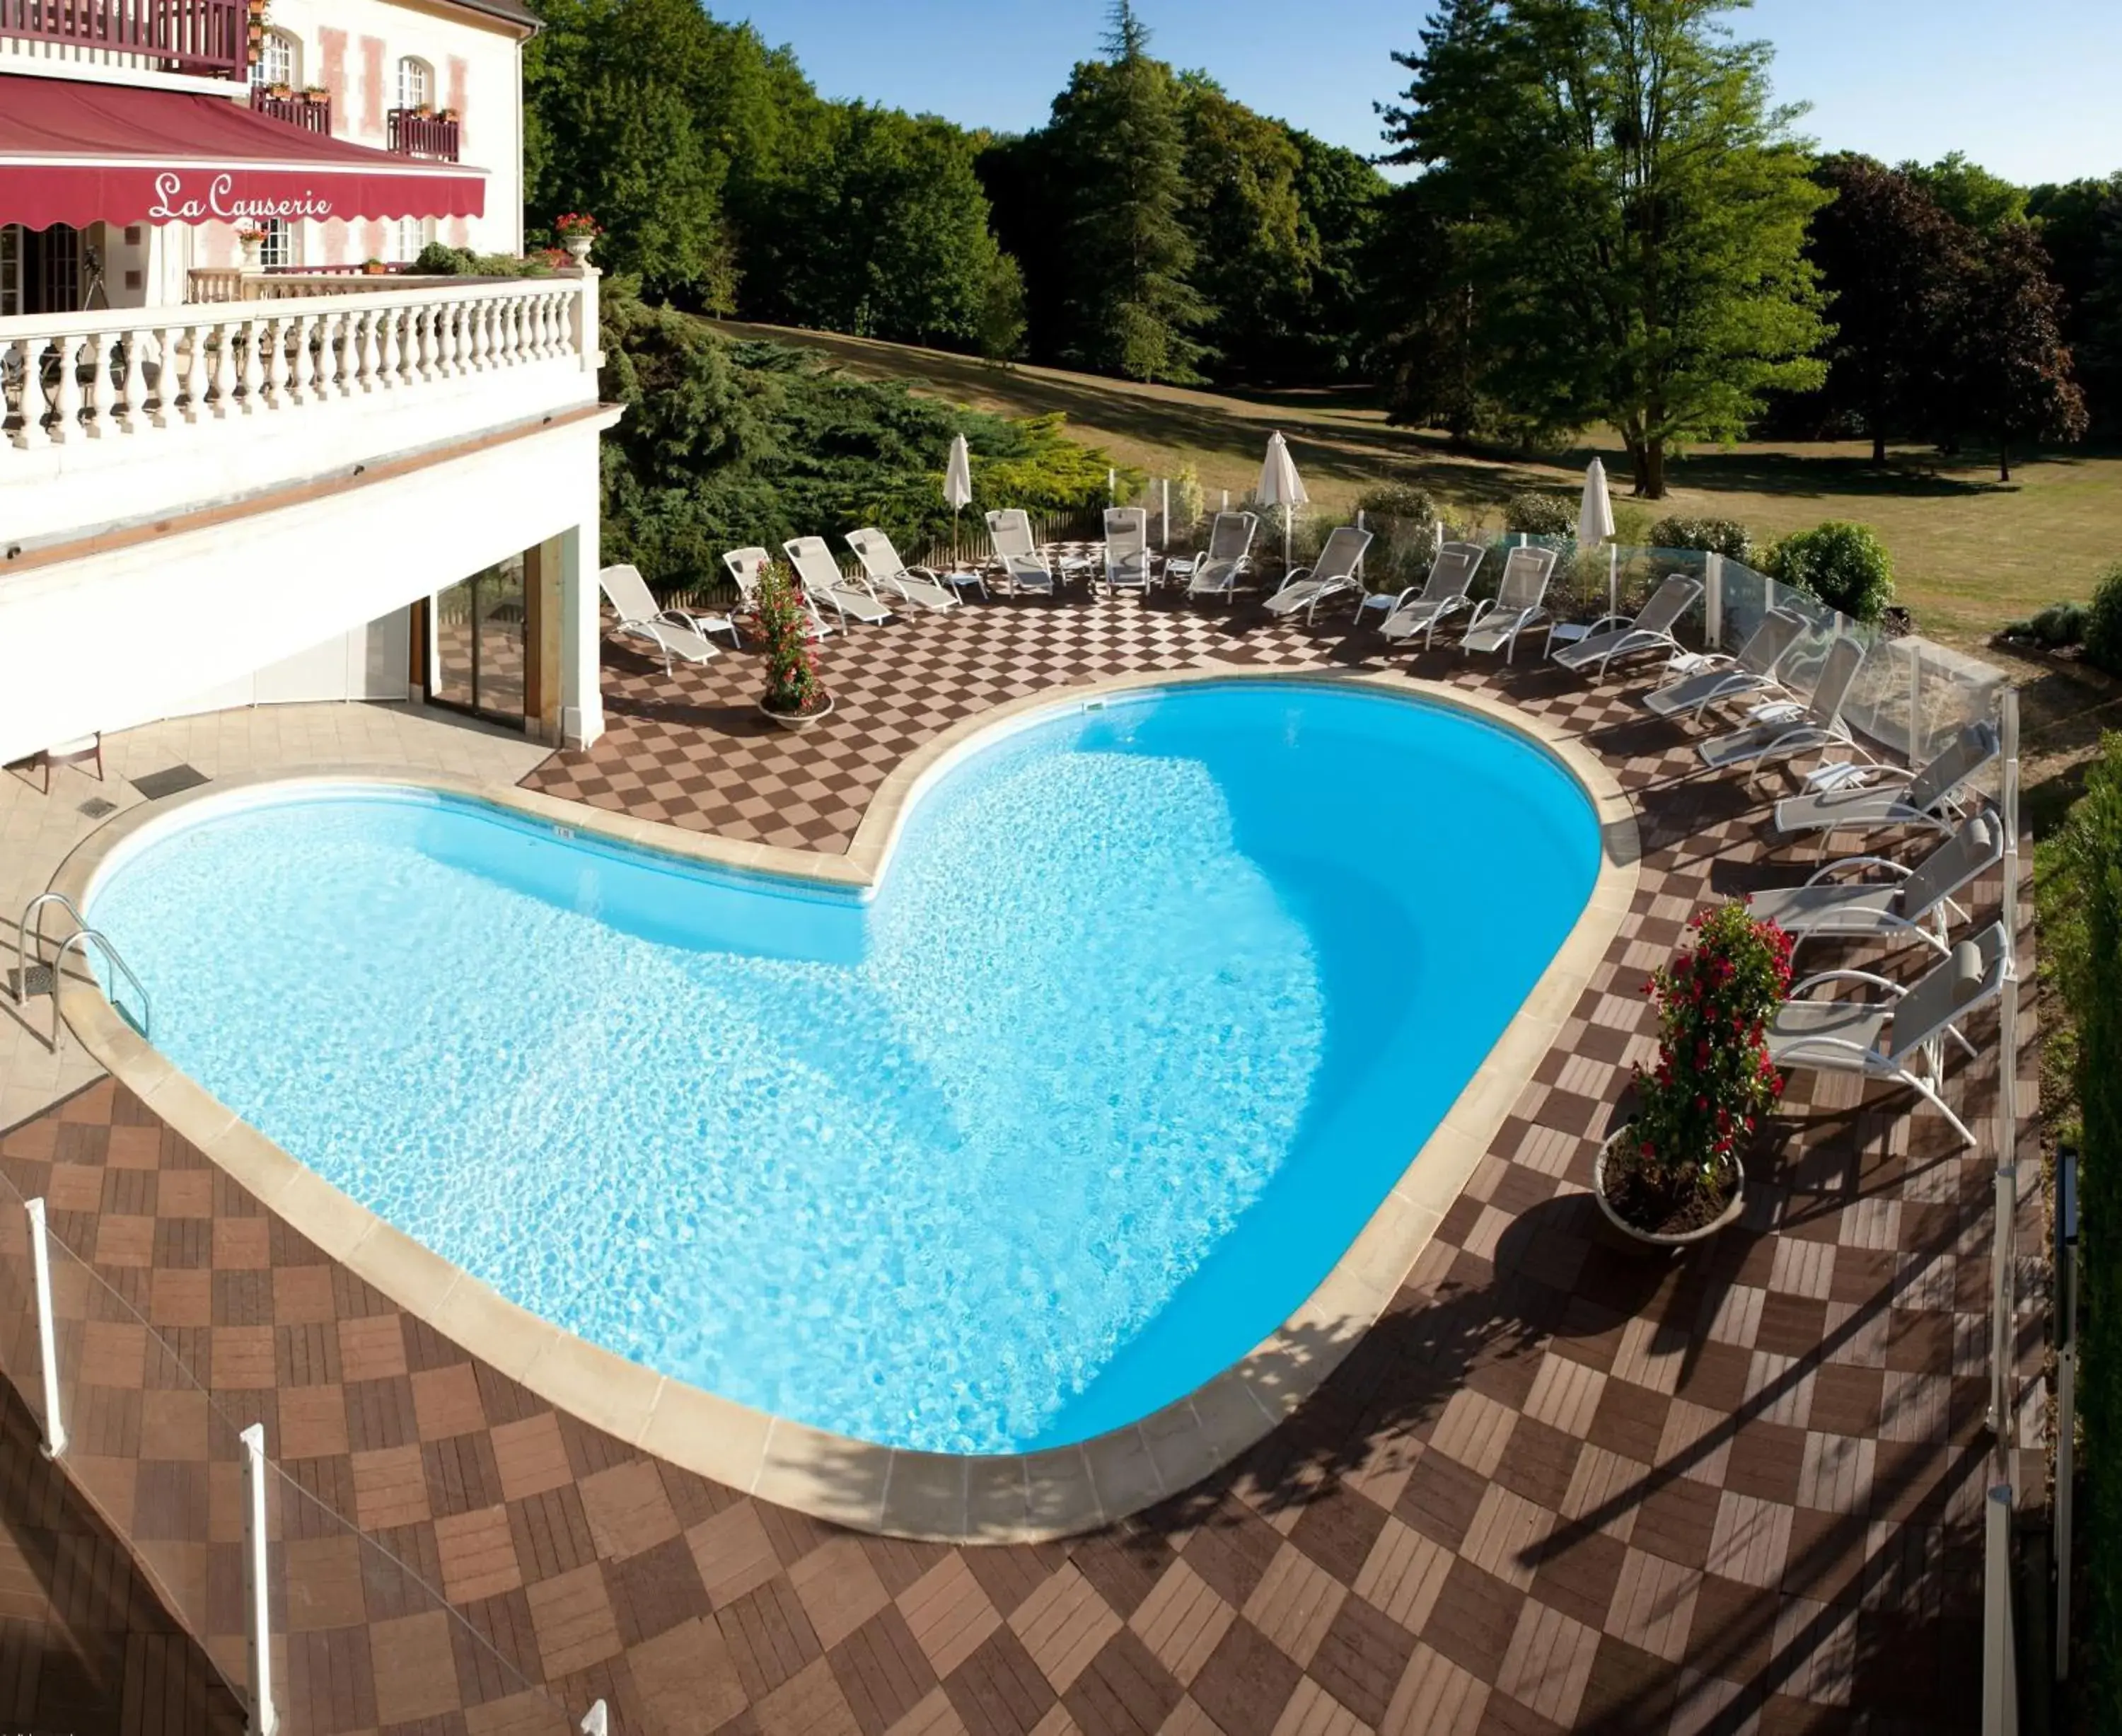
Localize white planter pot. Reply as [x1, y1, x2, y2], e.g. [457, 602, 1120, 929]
[564, 236, 594, 264]
[1591, 1130, 1746, 1250]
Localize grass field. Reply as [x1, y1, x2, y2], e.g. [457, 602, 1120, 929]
[709, 317, 2122, 649]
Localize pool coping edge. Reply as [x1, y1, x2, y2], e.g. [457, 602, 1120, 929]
[50, 663, 1641, 1544]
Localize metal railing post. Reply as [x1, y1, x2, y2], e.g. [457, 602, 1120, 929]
[1704, 552, 1724, 649]
[1991, 689, 2022, 1449]
[1159, 478, 1169, 550]
[23, 1200, 66, 1458]
[1985, 1482, 2019, 1735]
[239, 1423, 279, 1736]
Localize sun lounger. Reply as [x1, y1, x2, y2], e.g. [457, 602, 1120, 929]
[1767, 920, 2011, 1147]
[1746, 809, 2003, 963]
[1461, 546, 1559, 661]
[1645, 609, 1807, 722]
[1104, 508, 1154, 593]
[986, 509, 1067, 595]
[723, 547, 832, 641]
[1377, 543, 1485, 649]
[1551, 574, 1703, 678]
[597, 563, 719, 672]
[1262, 526, 1374, 623]
[1773, 720, 2000, 850]
[1698, 636, 1867, 788]
[845, 528, 966, 610]
[1169, 511, 1259, 598]
[782, 537, 897, 625]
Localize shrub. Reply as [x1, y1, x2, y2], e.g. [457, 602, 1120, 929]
[1355, 482, 1441, 526]
[754, 563, 826, 715]
[2030, 601, 2089, 649]
[1647, 516, 1756, 564]
[1607, 903, 1792, 1231]
[2052, 734, 2122, 1709]
[1502, 491, 1577, 537]
[2087, 564, 2122, 677]
[1169, 463, 1206, 540]
[410, 241, 556, 279]
[1766, 521, 1896, 623]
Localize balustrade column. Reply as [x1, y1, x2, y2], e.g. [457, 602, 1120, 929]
[117, 331, 145, 432]
[358, 309, 381, 391]
[79, 337, 107, 439]
[48, 336, 81, 444]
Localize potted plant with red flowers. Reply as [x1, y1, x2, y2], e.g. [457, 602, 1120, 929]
[754, 562, 833, 730]
[1594, 901, 1793, 1248]
[236, 226, 267, 270]
[554, 212, 601, 264]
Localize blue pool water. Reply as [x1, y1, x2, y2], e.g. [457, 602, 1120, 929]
[86, 682, 1599, 1453]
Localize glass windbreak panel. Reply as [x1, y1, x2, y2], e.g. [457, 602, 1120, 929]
[269, 1466, 572, 1736]
[431, 559, 526, 724]
[37, 1229, 253, 1703]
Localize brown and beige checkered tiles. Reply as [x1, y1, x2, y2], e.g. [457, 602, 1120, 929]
[0, 587, 2043, 1735]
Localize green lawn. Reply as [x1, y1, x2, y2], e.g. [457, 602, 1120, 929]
[707, 317, 2122, 647]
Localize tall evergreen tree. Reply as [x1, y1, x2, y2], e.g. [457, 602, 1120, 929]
[1381, 0, 1828, 497]
[1048, 2, 1211, 383]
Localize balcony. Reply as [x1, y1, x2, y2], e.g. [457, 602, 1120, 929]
[388, 107, 460, 162]
[0, 272, 602, 549]
[250, 88, 330, 134]
[0, 0, 245, 79]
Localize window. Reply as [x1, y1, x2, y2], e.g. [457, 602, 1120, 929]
[0, 226, 18, 318]
[395, 216, 434, 263]
[253, 28, 298, 88]
[395, 57, 431, 110]
[260, 219, 300, 270]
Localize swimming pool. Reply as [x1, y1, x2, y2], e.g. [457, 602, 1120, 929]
[84, 680, 1602, 1455]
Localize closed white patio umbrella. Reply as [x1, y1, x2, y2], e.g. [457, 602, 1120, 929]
[944, 433, 973, 562]
[1256, 431, 1309, 572]
[1579, 457, 1618, 617]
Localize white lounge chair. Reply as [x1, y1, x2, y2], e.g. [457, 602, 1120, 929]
[782, 537, 896, 625]
[1698, 636, 1868, 788]
[845, 527, 967, 610]
[986, 509, 1061, 595]
[1263, 526, 1375, 623]
[597, 563, 719, 672]
[1767, 920, 2011, 1148]
[1552, 574, 1703, 679]
[1773, 720, 2001, 850]
[1377, 543, 1486, 649]
[722, 547, 832, 642]
[1103, 508, 1154, 593]
[1746, 809, 2004, 964]
[1645, 609, 1807, 723]
[1168, 511, 1258, 599]
[1461, 546, 1559, 661]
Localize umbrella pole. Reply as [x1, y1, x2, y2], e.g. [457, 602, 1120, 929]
[1608, 543, 1618, 619]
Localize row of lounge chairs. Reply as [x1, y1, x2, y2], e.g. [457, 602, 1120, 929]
[1601, 608, 2011, 1148]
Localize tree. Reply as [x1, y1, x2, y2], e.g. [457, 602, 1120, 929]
[1047, 3, 1211, 382]
[2029, 175, 2122, 435]
[523, 0, 737, 306]
[1954, 219, 2087, 482]
[1903, 151, 2027, 233]
[1381, 0, 1829, 497]
[1177, 76, 1311, 383]
[1807, 155, 1970, 463]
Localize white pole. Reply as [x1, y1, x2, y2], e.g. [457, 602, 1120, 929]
[2057, 1165, 2078, 1681]
[1704, 552, 1724, 650]
[1159, 478, 1169, 550]
[24, 1200, 66, 1458]
[1106, 468, 1115, 508]
[1607, 543, 1618, 620]
[1220, 488, 1229, 512]
[1983, 1482, 2019, 1735]
[239, 1423, 278, 1736]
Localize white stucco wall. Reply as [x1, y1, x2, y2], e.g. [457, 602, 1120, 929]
[139, 0, 527, 300]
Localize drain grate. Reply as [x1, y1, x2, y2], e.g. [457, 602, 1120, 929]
[77, 797, 117, 819]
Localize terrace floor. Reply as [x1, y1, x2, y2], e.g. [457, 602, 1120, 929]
[0, 583, 2046, 1735]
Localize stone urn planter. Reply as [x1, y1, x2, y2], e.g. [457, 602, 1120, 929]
[563, 235, 594, 265]
[759, 693, 834, 732]
[239, 234, 264, 270]
[1591, 1130, 1746, 1251]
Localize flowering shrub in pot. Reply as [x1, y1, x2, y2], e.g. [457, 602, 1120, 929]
[1596, 901, 1793, 1242]
[754, 563, 833, 729]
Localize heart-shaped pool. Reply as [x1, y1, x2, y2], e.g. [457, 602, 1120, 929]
[85, 681, 1600, 1454]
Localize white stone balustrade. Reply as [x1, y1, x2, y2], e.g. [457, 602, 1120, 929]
[0, 273, 602, 550]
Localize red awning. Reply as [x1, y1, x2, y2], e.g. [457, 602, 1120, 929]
[0, 75, 485, 228]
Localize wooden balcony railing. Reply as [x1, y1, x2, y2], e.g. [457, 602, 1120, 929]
[386, 108, 460, 162]
[0, 0, 245, 77]
[251, 91, 331, 134]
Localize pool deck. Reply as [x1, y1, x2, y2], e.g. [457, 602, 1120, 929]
[0, 586, 2046, 1735]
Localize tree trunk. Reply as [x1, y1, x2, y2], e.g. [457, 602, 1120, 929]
[1637, 438, 1667, 499]
[1871, 429, 1888, 466]
[1998, 436, 2011, 484]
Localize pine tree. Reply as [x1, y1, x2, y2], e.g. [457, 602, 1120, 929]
[1050, 2, 1210, 383]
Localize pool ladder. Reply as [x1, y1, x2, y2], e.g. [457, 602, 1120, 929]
[13, 892, 151, 1051]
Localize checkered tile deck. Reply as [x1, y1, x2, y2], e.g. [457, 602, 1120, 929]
[0, 585, 2045, 1735]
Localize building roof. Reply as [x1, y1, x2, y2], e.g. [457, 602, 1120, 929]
[441, 0, 541, 34]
